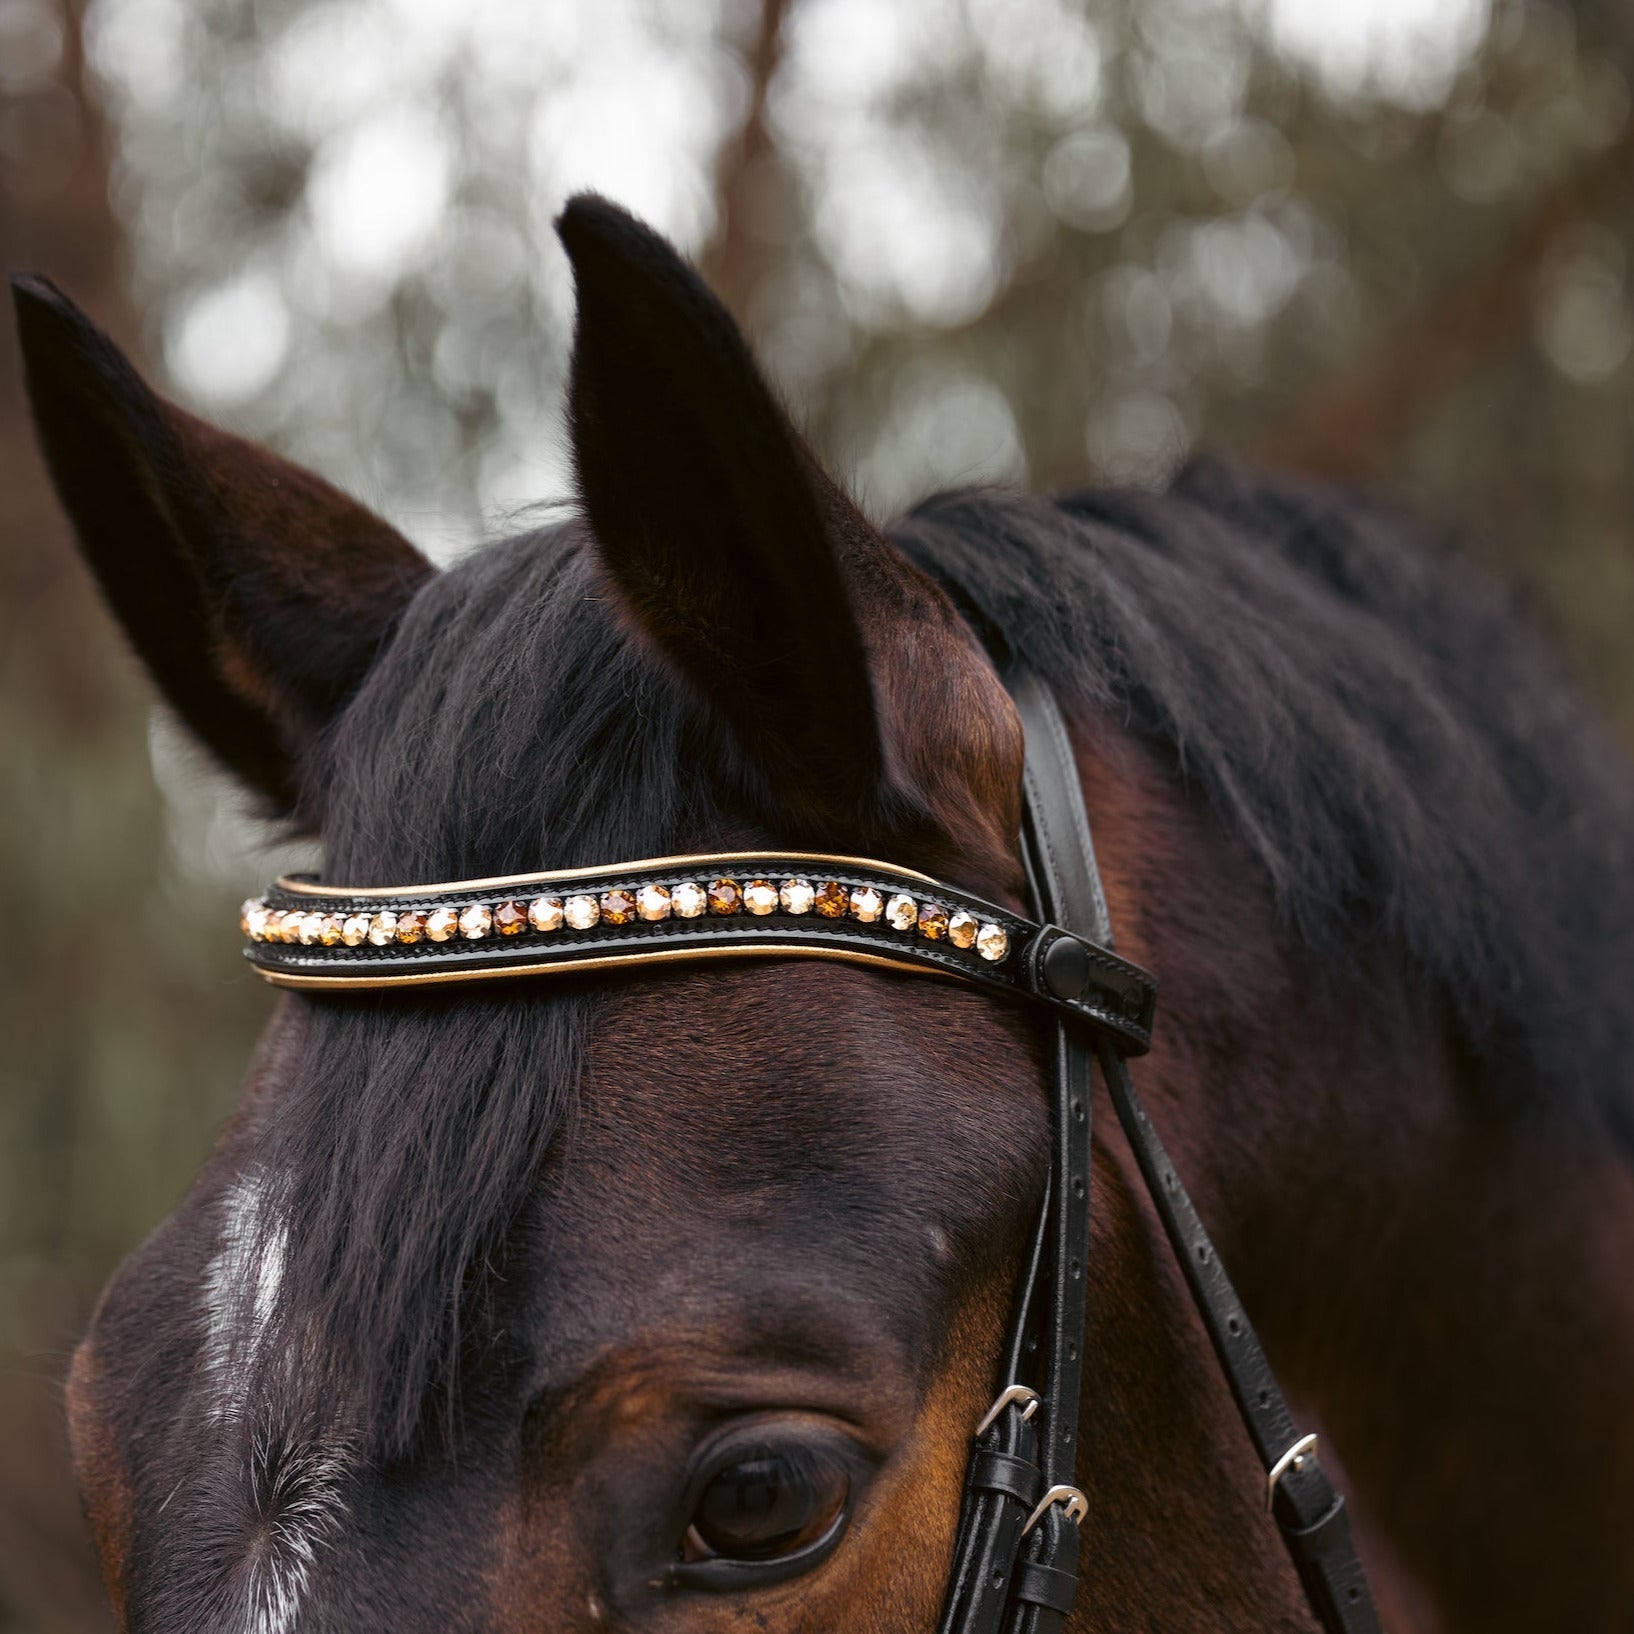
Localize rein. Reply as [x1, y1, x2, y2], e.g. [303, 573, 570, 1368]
[237, 672, 1379, 1633]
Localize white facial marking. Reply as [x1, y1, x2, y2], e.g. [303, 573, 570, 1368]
[203, 1170, 288, 1413]
[238, 1424, 353, 1634]
[201, 1173, 352, 1634]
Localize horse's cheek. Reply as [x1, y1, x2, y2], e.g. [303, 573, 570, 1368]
[67, 1335, 135, 1628]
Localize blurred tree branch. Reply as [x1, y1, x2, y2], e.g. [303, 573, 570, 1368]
[1, 0, 131, 1628]
[700, 0, 791, 322]
[1261, 118, 1634, 484]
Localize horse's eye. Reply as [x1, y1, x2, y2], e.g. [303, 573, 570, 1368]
[682, 1445, 849, 1563]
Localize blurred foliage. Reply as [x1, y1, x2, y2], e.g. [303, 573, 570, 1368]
[1, 0, 1631, 1626]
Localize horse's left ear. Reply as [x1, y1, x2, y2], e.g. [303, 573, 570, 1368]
[13, 275, 434, 819]
[559, 196, 910, 838]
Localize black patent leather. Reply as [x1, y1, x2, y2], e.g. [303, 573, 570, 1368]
[247, 855, 1157, 1052]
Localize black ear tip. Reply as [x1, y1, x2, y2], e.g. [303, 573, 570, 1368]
[11, 272, 77, 327]
[555, 193, 687, 285]
[11, 275, 109, 366]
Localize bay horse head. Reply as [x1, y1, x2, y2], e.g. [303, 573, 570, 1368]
[17, 196, 1634, 1633]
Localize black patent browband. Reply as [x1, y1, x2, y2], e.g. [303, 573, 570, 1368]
[239, 851, 1157, 1053]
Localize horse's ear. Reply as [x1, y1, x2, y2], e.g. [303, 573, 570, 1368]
[557, 196, 893, 831]
[12, 275, 434, 818]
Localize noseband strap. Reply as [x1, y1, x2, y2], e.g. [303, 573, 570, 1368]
[934, 671, 1382, 1634]
[234, 672, 1379, 1632]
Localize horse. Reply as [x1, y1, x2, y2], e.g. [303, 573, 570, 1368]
[14, 194, 1634, 1634]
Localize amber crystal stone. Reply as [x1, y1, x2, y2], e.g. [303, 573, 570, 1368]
[528, 896, 564, 933]
[672, 881, 707, 918]
[813, 881, 849, 918]
[848, 886, 883, 923]
[947, 909, 979, 949]
[707, 878, 742, 915]
[918, 902, 950, 940]
[493, 901, 528, 936]
[317, 914, 345, 946]
[884, 894, 918, 931]
[458, 903, 492, 939]
[369, 911, 399, 945]
[299, 912, 325, 945]
[395, 909, 427, 944]
[779, 879, 815, 915]
[637, 884, 672, 922]
[600, 889, 637, 926]
[976, 922, 1009, 963]
[564, 894, 600, 930]
[426, 906, 460, 942]
[341, 913, 372, 947]
[278, 910, 306, 944]
[743, 879, 779, 916]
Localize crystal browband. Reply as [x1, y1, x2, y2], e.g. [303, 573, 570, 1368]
[240, 851, 1157, 1052]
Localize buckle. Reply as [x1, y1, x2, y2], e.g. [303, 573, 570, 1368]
[1265, 1432, 1318, 1513]
[1021, 1484, 1088, 1536]
[974, 1384, 1039, 1439]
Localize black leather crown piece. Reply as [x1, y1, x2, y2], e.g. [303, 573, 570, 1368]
[240, 852, 1157, 1054]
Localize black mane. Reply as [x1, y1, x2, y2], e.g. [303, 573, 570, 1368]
[241, 459, 1634, 1457]
[895, 458, 1634, 1140]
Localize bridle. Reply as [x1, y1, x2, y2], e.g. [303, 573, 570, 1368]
[239, 669, 1381, 1634]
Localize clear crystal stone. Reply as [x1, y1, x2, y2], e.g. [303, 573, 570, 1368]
[426, 906, 460, 942]
[528, 896, 563, 933]
[947, 909, 979, 949]
[342, 913, 371, 946]
[458, 903, 491, 939]
[976, 923, 1009, 963]
[849, 886, 883, 923]
[744, 879, 779, 916]
[885, 893, 918, 931]
[298, 912, 325, 945]
[564, 894, 600, 930]
[672, 881, 707, 918]
[779, 879, 815, 914]
[369, 911, 399, 945]
[638, 884, 672, 922]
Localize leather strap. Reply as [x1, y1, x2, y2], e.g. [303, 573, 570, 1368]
[939, 674, 1104, 1634]
[998, 668, 1382, 1634]
[936, 1192, 1051, 1634]
[1097, 1042, 1382, 1634]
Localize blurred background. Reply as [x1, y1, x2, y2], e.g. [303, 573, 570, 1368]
[2, 0, 1632, 1624]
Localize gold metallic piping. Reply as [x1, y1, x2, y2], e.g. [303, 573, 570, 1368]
[251, 943, 967, 992]
[273, 850, 941, 900]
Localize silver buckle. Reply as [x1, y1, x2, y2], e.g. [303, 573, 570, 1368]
[1265, 1432, 1319, 1513]
[974, 1384, 1039, 1439]
[1022, 1483, 1088, 1536]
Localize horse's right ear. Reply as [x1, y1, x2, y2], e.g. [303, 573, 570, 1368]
[13, 276, 434, 819]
